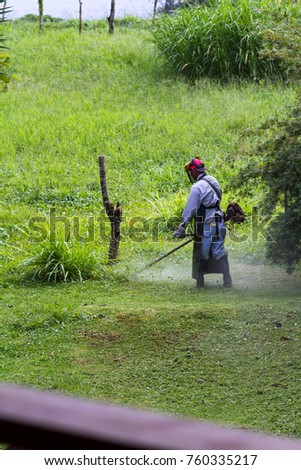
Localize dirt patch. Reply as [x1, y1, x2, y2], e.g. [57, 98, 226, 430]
[151, 330, 180, 346]
[79, 330, 121, 345]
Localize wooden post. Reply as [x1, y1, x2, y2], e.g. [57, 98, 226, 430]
[98, 156, 122, 261]
[79, 0, 83, 35]
[107, 0, 115, 34]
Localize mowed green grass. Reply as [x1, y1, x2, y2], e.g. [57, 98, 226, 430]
[1, 261, 301, 437]
[0, 21, 300, 439]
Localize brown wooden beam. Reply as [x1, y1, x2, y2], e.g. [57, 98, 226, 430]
[0, 384, 301, 450]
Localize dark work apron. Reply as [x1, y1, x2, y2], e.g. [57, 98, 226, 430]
[192, 205, 205, 279]
[192, 205, 224, 280]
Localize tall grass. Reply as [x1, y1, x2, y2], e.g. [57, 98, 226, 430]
[150, 0, 301, 81]
[20, 238, 103, 282]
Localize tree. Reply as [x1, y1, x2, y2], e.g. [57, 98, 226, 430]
[164, 0, 176, 13]
[38, 0, 43, 30]
[260, 102, 301, 271]
[232, 92, 301, 271]
[107, 0, 115, 34]
[162, 0, 205, 13]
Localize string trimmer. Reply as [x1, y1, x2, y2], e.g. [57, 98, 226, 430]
[141, 235, 194, 271]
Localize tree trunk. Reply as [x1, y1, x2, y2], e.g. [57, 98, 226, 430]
[79, 0, 83, 34]
[153, 0, 158, 17]
[98, 156, 122, 261]
[38, 0, 43, 30]
[107, 0, 115, 34]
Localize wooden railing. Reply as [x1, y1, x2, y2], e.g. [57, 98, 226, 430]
[0, 384, 300, 450]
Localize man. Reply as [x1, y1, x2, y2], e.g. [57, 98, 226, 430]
[173, 158, 232, 288]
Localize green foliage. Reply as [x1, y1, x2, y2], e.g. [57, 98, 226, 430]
[0, 47, 11, 92]
[0, 3, 11, 91]
[150, 0, 301, 81]
[232, 92, 301, 270]
[114, 16, 149, 29]
[18, 14, 63, 23]
[266, 206, 301, 270]
[16, 15, 149, 32]
[20, 238, 103, 282]
[259, 2, 301, 81]
[257, 99, 301, 269]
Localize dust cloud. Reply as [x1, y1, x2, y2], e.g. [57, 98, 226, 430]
[129, 259, 301, 293]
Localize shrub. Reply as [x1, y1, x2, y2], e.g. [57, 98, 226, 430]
[231, 91, 301, 270]
[150, 0, 301, 81]
[18, 14, 63, 23]
[115, 16, 148, 29]
[266, 206, 301, 271]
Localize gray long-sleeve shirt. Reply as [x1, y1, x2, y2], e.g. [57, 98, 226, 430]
[180, 174, 224, 227]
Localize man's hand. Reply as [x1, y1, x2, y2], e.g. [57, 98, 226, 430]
[172, 226, 186, 238]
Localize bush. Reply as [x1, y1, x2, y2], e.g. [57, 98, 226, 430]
[18, 14, 63, 23]
[115, 16, 148, 29]
[266, 206, 301, 271]
[232, 91, 301, 270]
[150, 0, 301, 81]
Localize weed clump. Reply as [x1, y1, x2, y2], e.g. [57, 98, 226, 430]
[20, 239, 104, 283]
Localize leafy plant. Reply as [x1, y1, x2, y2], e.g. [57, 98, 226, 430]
[21, 239, 104, 282]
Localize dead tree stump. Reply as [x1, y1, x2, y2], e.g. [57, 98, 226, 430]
[98, 156, 122, 261]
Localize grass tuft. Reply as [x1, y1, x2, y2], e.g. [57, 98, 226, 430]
[20, 238, 103, 283]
